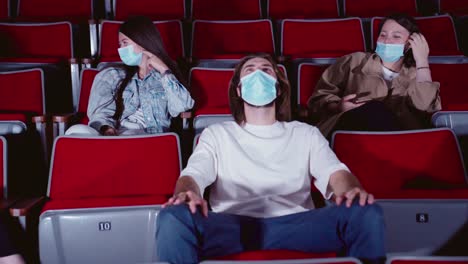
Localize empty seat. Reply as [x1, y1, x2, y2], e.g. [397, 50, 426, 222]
[189, 67, 234, 132]
[296, 63, 329, 119]
[113, 0, 185, 21]
[15, 0, 94, 23]
[53, 68, 99, 137]
[332, 129, 468, 253]
[430, 62, 468, 135]
[191, 0, 261, 20]
[267, 0, 339, 19]
[191, 20, 275, 67]
[343, 0, 419, 17]
[281, 18, 365, 64]
[439, 0, 468, 16]
[0, 21, 77, 113]
[96, 19, 184, 67]
[39, 134, 181, 264]
[371, 15, 466, 61]
[0, 69, 49, 196]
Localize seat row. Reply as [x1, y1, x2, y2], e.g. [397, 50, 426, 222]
[1, 127, 468, 263]
[1, 0, 467, 22]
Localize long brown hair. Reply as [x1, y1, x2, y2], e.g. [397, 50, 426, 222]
[377, 13, 421, 68]
[228, 53, 291, 124]
[113, 16, 185, 123]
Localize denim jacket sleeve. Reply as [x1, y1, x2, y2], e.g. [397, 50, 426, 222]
[161, 73, 194, 117]
[87, 68, 123, 131]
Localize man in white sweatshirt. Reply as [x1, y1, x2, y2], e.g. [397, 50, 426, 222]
[156, 53, 386, 264]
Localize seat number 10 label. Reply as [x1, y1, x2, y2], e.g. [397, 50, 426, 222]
[99, 222, 112, 231]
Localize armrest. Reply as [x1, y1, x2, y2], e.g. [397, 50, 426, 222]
[31, 115, 47, 123]
[52, 113, 80, 123]
[9, 197, 46, 217]
[180, 111, 192, 130]
[53, 113, 82, 137]
[0, 198, 18, 210]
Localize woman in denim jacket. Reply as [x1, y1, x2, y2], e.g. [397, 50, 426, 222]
[66, 16, 194, 136]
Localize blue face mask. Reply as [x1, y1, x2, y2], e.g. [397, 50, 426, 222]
[118, 45, 143, 66]
[375, 42, 405, 63]
[240, 70, 277, 106]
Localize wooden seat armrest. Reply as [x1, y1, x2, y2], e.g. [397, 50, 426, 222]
[9, 197, 46, 217]
[31, 115, 47, 123]
[0, 198, 18, 210]
[180, 111, 192, 119]
[52, 113, 78, 123]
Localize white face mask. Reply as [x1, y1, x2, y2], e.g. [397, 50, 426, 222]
[240, 70, 277, 106]
[375, 42, 405, 63]
[118, 45, 143, 66]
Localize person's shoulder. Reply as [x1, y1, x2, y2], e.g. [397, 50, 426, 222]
[283, 121, 321, 134]
[339, 52, 371, 63]
[206, 120, 238, 132]
[97, 67, 126, 79]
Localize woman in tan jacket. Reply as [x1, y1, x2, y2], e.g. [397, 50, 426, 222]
[308, 14, 441, 138]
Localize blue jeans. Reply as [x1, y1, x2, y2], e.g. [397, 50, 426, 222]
[156, 203, 385, 264]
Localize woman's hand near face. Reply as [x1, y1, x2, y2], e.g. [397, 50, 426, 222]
[142, 51, 169, 74]
[408, 33, 430, 67]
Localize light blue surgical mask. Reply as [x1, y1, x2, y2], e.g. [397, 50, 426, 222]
[375, 42, 405, 63]
[240, 70, 277, 106]
[118, 45, 143, 66]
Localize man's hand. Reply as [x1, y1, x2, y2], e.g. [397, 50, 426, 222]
[163, 190, 209, 217]
[335, 187, 375, 207]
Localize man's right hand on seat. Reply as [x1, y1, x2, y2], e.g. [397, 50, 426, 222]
[163, 190, 209, 217]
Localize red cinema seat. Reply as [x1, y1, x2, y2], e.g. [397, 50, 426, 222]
[113, 0, 185, 21]
[191, 0, 261, 20]
[38, 134, 181, 263]
[267, 0, 340, 19]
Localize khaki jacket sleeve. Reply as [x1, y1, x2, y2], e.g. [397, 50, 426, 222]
[406, 80, 441, 113]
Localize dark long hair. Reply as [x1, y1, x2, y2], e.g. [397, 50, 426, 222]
[228, 53, 291, 124]
[378, 13, 420, 68]
[113, 16, 184, 123]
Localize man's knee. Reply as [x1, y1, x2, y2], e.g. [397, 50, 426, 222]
[157, 204, 192, 230]
[347, 203, 385, 230]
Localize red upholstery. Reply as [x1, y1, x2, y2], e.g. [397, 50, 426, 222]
[344, 0, 419, 17]
[371, 15, 463, 56]
[113, 0, 185, 21]
[41, 196, 168, 213]
[191, 20, 275, 60]
[0, 0, 8, 20]
[267, 0, 339, 19]
[430, 63, 468, 111]
[189, 68, 233, 116]
[0, 22, 73, 60]
[76, 68, 99, 124]
[48, 134, 181, 200]
[439, 0, 468, 16]
[99, 20, 184, 62]
[297, 63, 329, 107]
[16, 0, 93, 23]
[281, 18, 365, 60]
[0, 69, 45, 117]
[332, 129, 468, 199]
[212, 250, 336, 260]
[191, 0, 261, 20]
[189, 68, 234, 117]
[0, 136, 5, 199]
